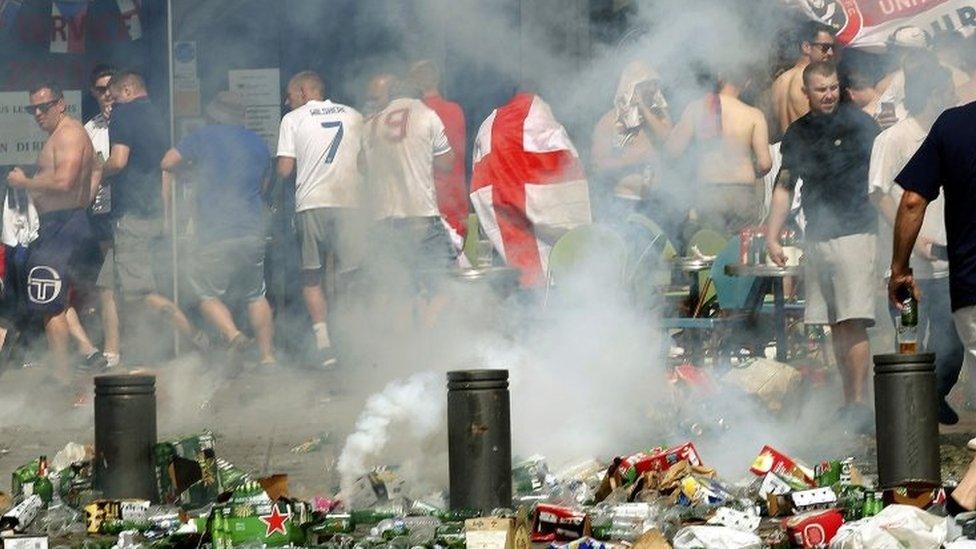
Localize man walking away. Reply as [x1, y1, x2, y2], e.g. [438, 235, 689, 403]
[100, 70, 207, 358]
[161, 92, 276, 366]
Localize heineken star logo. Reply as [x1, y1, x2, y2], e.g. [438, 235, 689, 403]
[259, 504, 290, 537]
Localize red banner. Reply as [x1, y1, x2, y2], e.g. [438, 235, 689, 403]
[790, 0, 976, 48]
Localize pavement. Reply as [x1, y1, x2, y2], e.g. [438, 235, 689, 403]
[1, 350, 974, 501]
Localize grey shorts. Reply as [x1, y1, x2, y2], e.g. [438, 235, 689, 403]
[296, 207, 363, 273]
[804, 233, 877, 326]
[369, 216, 458, 277]
[97, 215, 164, 297]
[188, 236, 266, 303]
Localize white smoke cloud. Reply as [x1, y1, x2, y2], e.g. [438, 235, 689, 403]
[336, 371, 445, 493]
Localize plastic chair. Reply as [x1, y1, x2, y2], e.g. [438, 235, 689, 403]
[545, 224, 628, 303]
[622, 213, 678, 307]
[461, 213, 481, 265]
[659, 240, 761, 365]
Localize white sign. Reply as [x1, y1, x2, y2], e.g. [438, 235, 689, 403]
[229, 68, 281, 152]
[0, 91, 82, 166]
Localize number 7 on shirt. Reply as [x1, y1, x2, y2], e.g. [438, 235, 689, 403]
[320, 121, 343, 164]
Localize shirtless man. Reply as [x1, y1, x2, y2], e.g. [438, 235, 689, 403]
[666, 67, 772, 235]
[6, 82, 96, 380]
[771, 21, 835, 135]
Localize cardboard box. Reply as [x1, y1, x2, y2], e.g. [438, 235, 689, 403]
[1, 536, 47, 549]
[466, 517, 517, 549]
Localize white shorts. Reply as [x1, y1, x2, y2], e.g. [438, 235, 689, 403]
[804, 233, 877, 326]
[954, 305, 976, 377]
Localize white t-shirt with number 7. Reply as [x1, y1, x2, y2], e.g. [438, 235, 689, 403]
[362, 97, 452, 219]
[276, 99, 363, 212]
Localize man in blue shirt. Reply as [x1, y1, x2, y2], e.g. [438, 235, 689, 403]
[100, 70, 206, 355]
[891, 99, 976, 444]
[161, 91, 276, 366]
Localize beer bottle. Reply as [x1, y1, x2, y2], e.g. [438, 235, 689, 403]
[34, 455, 53, 505]
[897, 271, 919, 354]
[861, 492, 875, 517]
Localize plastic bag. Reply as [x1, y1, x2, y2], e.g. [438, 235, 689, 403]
[829, 504, 947, 549]
[672, 525, 763, 548]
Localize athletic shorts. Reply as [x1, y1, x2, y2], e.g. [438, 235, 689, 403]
[367, 216, 457, 292]
[804, 233, 877, 326]
[296, 207, 363, 273]
[26, 208, 93, 314]
[99, 214, 164, 297]
[188, 235, 266, 303]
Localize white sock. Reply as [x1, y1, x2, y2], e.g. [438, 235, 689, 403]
[313, 322, 331, 349]
[104, 353, 120, 368]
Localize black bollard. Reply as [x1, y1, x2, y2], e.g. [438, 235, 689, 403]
[447, 369, 512, 512]
[94, 374, 158, 501]
[873, 353, 941, 489]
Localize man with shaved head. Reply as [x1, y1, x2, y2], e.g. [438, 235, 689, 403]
[364, 73, 395, 118]
[766, 61, 880, 433]
[277, 70, 364, 369]
[408, 60, 469, 254]
[101, 70, 207, 358]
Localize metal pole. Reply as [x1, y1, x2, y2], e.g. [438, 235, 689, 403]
[166, 0, 180, 355]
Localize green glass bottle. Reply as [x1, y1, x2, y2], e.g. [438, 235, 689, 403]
[34, 456, 54, 505]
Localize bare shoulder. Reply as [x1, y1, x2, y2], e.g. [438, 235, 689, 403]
[59, 117, 89, 140]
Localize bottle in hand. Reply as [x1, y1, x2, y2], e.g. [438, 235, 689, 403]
[897, 273, 918, 354]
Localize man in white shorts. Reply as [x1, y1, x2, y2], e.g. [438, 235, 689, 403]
[276, 71, 363, 368]
[767, 61, 881, 433]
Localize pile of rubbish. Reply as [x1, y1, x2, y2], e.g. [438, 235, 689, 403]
[2, 434, 975, 548]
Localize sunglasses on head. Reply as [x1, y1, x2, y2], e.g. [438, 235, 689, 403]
[810, 42, 835, 53]
[25, 99, 60, 115]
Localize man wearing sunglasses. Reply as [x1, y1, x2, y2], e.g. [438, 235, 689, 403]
[771, 21, 836, 136]
[84, 64, 121, 369]
[5, 82, 97, 383]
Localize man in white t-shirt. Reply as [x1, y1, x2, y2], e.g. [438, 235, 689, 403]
[360, 75, 456, 292]
[84, 63, 120, 369]
[276, 70, 364, 368]
[869, 61, 962, 424]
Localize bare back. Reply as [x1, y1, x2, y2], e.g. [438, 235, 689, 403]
[697, 95, 770, 185]
[32, 116, 94, 214]
[772, 64, 809, 134]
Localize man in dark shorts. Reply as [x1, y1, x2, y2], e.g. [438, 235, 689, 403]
[766, 61, 880, 434]
[5, 82, 98, 381]
[161, 91, 276, 366]
[100, 70, 205, 356]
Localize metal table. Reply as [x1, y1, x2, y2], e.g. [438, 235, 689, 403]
[725, 264, 802, 361]
[672, 257, 714, 315]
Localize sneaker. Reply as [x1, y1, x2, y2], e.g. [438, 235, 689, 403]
[846, 403, 875, 436]
[968, 437, 976, 451]
[190, 331, 212, 351]
[940, 399, 960, 426]
[317, 347, 338, 370]
[103, 353, 120, 369]
[81, 351, 109, 372]
[227, 333, 254, 354]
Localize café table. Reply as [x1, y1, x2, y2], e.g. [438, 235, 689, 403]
[725, 263, 802, 362]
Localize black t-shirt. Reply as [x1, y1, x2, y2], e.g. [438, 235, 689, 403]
[779, 104, 880, 241]
[109, 97, 167, 218]
[896, 103, 976, 312]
